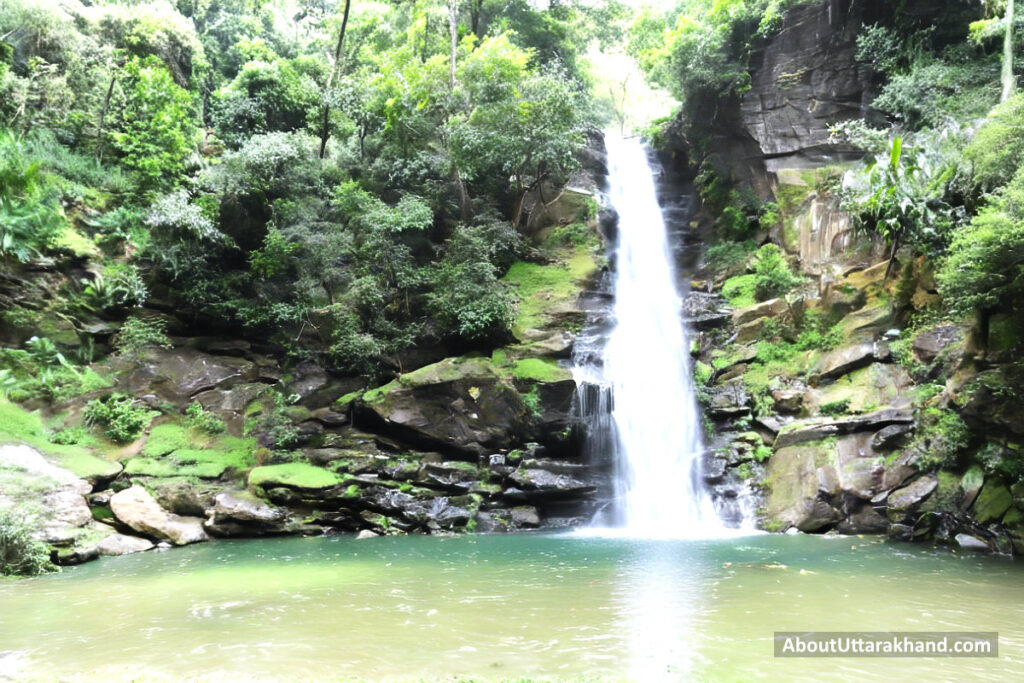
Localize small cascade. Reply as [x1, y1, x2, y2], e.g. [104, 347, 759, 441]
[573, 135, 723, 537]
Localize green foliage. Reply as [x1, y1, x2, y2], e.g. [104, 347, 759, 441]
[722, 274, 757, 308]
[857, 24, 1001, 130]
[244, 391, 301, 450]
[213, 58, 322, 148]
[820, 398, 851, 417]
[0, 130, 65, 262]
[840, 132, 964, 258]
[964, 94, 1024, 192]
[521, 385, 543, 418]
[0, 508, 54, 576]
[79, 264, 149, 312]
[113, 317, 172, 357]
[939, 165, 1024, 316]
[705, 240, 755, 277]
[0, 338, 111, 403]
[108, 56, 196, 189]
[429, 223, 518, 342]
[185, 402, 226, 435]
[910, 407, 972, 471]
[752, 244, 801, 302]
[84, 393, 156, 444]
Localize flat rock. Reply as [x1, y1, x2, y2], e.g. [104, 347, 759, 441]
[811, 343, 890, 384]
[110, 485, 209, 546]
[210, 491, 286, 525]
[96, 533, 155, 556]
[887, 475, 939, 512]
[774, 410, 914, 449]
[733, 298, 788, 326]
[955, 533, 992, 553]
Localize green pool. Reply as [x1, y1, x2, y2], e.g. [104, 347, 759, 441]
[1, 533, 1022, 681]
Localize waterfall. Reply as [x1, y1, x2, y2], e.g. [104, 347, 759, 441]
[575, 135, 720, 538]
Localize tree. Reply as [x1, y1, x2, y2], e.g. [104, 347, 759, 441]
[939, 166, 1024, 342]
[449, 35, 588, 227]
[1003, 0, 1016, 102]
[319, 0, 352, 158]
[108, 56, 196, 189]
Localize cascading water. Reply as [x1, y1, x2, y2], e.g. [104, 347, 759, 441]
[574, 135, 720, 537]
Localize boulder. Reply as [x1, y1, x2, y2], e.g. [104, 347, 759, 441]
[955, 533, 992, 553]
[356, 356, 575, 454]
[510, 506, 541, 528]
[735, 318, 770, 345]
[506, 468, 595, 501]
[205, 490, 288, 536]
[706, 380, 750, 419]
[872, 424, 912, 451]
[121, 347, 257, 407]
[0, 444, 93, 546]
[971, 480, 1012, 524]
[913, 324, 963, 364]
[109, 486, 209, 546]
[811, 343, 890, 384]
[762, 443, 839, 533]
[837, 503, 889, 534]
[96, 533, 155, 556]
[774, 410, 914, 449]
[356, 529, 380, 539]
[682, 292, 731, 330]
[732, 298, 788, 327]
[887, 475, 939, 520]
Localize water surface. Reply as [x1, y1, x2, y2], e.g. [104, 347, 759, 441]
[1, 534, 1021, 681]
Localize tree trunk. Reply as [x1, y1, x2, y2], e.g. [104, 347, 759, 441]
[470, 0, 483, 38]
[96, 73, 117, 163]
[1004, 0, 1016, 102]
[448, 1, 458, 88]
[884, 232, 901, 281]
[318, 0, 353, 159]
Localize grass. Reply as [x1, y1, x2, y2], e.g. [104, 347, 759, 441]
[508, 358, 571, 382]
[722, 274, 757, 308]
[130, 422, 257, 479]
[248, 463, 347, 490]
[502, 244, 599, 339]
[0, 400, 121, 481]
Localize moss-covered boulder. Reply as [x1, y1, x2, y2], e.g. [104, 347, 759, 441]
[971, 479, 1013, 524]
[355, 354, 576, 455]
[762, 441, 839, 532]
[248, 463, 346, 491]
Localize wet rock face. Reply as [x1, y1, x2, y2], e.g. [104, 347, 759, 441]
[740, 0, 874, 172]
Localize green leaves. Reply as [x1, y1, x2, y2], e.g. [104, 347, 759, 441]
[107, 56, 196, 190]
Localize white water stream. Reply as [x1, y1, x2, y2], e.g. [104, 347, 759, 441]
[577, 135, 721, 537]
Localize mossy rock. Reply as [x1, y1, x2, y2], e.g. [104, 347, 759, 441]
[248, 463, 346, 490]
[971, 479, 1013, 524]
[0, 400, 122, 482]
[502, 244, 599, 340]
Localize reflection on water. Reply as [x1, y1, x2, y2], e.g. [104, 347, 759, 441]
[0, 533, 1022, 681]
[614, 541, 706, 680]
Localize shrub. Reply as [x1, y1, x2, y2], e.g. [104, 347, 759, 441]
[113, 317, 172, 357]
[84, 393, 156, 444]
[963, 94, 1024, 191]
[820, 398, 851, 417]
[753, 244, 801, 302]
[705, 240, 755, 275]
[185, 402, 226, 434]
[0, 509, 54, 576]
[521, 385, 543, 418]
